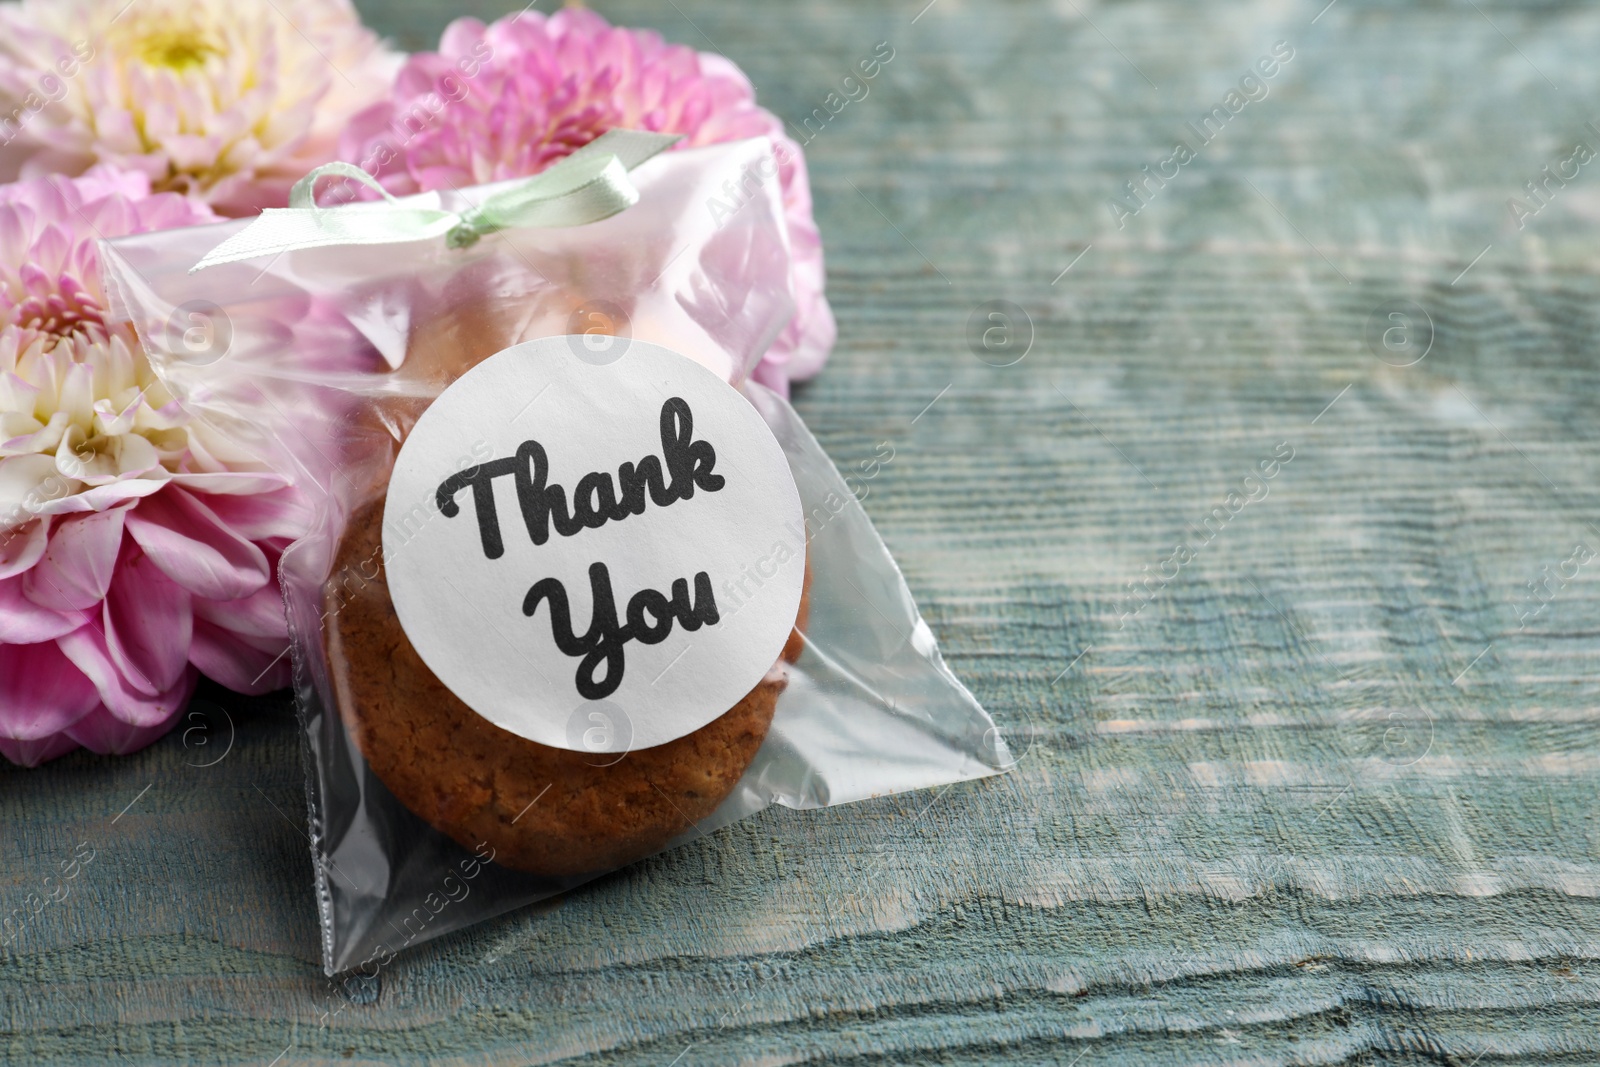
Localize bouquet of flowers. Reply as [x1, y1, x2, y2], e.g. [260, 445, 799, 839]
[0, 0, 835, 766]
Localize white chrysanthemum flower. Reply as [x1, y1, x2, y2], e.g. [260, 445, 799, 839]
[0, 0, 400, 214]
[0, 166, 301, 768]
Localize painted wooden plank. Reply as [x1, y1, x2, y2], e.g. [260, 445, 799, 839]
[4, 0, 1600, 1063]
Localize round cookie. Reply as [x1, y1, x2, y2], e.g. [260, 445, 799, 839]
[326, 495, 794, 876]
[322, 282, 807, 876]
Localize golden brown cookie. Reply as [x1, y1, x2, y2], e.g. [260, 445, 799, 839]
[325, 496, 790, 876]
[319, 290, 809, 877]
[782, 553, 811, 663]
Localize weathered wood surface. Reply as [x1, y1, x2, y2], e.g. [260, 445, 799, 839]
[6, 0, 1600, 1062]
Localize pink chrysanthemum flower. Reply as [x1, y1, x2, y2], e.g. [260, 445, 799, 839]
[0, 166, 300, 767]
[0, 0, 401, 215]
[338, 7, 835, 395]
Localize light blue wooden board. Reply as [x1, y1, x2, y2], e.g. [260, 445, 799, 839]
[4, 0, 1600, 1063]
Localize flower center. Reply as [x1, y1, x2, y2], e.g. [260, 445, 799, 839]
[134, 28, 221, 70]
[13, 285, 105, 347]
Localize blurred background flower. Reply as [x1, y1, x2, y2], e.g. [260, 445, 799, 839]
[0, 166, 302, 766]
[338, 7, 834, 395]
[0, 0, 400, 215]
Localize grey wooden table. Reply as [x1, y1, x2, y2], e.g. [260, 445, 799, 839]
[6, 0, 1600, 1063]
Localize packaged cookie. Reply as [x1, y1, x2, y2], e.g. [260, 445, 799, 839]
[101, 133, 1009, 975]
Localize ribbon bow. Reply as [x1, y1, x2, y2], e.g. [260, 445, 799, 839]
[190, 129, 681, 273]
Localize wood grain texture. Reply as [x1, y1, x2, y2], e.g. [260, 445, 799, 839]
[5, 0, 1600, 1062]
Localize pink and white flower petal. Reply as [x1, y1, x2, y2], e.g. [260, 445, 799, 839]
[126, 487, 271, 600]
[101, 546, 194, 696]
[0, 514, 49, 577]
[33, 475, 167, 515]
[0, 730, 83, 767]
[190, 619, 289, 693]
[57, 620, 193, 727]
[64, 673, 197, 756]
[0, 574, 90, 642]
[0, 639, 101, 758]
[197, 486, 311, 543]
[192, 579, 291, 641]
[22, 507, 125, 612]
[57, 423, 162, 485]
[0, 453, 61, 516]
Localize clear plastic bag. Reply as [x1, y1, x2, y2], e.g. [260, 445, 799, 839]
[101, 137, 1008, 975]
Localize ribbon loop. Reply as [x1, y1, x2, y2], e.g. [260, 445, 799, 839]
[289, 161, 401, 212]
[191, 129, 680, 273]
[447, 152, 641, 249]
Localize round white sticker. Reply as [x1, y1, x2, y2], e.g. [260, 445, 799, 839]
[382, 337, 805, 753]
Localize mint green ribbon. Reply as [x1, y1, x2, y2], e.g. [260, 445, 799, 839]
[190, 129, 680, 273]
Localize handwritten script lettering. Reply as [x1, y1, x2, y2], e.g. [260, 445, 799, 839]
[435, 396, 726, 700]
[436, 397, 723, 560]
[523, 563, 719, 699]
